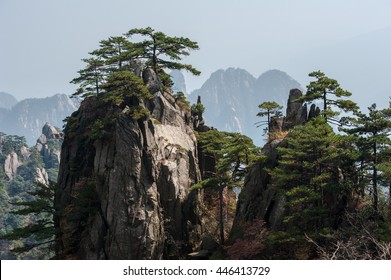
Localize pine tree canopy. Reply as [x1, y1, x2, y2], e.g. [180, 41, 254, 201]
[299, 71, 358, 123]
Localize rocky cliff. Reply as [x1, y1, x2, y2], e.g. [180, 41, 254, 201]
[233, 89, 314, 229]
[55, 72, 204, 259]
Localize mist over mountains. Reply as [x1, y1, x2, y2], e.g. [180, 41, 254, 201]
[281, 27, 391, 109]
[0, 92, 18, 110]
[1, 68, 299, 147]
[184, 68, 301, 145]
[0, 94, 79, 144]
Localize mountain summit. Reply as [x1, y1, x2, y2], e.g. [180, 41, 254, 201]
[189, 68, 301, 145]
[0, 94, 78, 144]
[0, 92, 18, 110]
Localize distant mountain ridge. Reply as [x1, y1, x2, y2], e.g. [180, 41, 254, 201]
[0, 94, 79, 145]
[188, 68, 302, 145]
[0, 92, 18, 110]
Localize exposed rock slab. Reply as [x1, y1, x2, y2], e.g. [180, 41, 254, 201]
[55, 92, 203, 259]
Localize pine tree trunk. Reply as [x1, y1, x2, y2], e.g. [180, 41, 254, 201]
[323, 91, 327, 122]
[373, 141, 378, 212]
[219, 185, 225, 245]
[267, 111, 271, 139]
[389, 181, 391, 210]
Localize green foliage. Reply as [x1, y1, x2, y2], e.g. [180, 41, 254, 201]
[91, 119, 105, 140]
[72, 27, 200, 98]
[70, 58, 105, 97]
[0, 131, 65, 259]
[257, 101, 283, 117]
[0, 181, 56, 258]
[269, 117, 352, 232]
[127, 105, 150, 120]
[62, 114, 79, 137]
[299, 71, 358, 123]
[0, 134, 27, 160]
[191, 102, 205, 115]
[196, 130, 260, 244]
[100, 70, 152, 105]
[125, 27, 201, 80]
[341, 103, 391, 212]
[175, 92, 190, 111]
[256, 101, 283, 138]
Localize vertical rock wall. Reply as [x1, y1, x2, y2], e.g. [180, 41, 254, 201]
[55, 90, 203, 259]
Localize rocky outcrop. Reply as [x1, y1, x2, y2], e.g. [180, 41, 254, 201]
[282, 88, 307, 130]
[232, 140, 285, 230]
[232, 89, 318, 232]
[4, 152, 20, 180]
[20, 146, 31, 161]
[35, 167, 49, 185]
[55, 79, 203, 259]
[36, 123, 62, 169]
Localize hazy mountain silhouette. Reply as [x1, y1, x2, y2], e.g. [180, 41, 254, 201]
[189, 68, 301, 145]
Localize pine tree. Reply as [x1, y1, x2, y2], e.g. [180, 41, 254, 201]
[269, 117, 350, 232]
[255, 101, 283, 137]
[299, 71, 358, 123]
[193, 130, 260, 244]
[71, 27, 200, 98]
[341, 104, 391, 212]
[125, 27, 200, 84]
[70, 57, 105, 97]
[89, 36, 141, 72]
[0, 181, 56, 258]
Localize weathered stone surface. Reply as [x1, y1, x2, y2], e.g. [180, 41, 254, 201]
[4, 152, 20, 180]
[282, 88, 307, 130]
[36, 123, 62, 169]
[143, 68, 163, 94]
[232, 140, 285, 230]
[232, 89, 313, 234]
[42, 122, 61, 139]
[55, 91, 203, 259]
[35, 167, 49, 185]
[270, 116, 284, 133]
[20, 146, 30, 160]
[308, 104, 320, 120]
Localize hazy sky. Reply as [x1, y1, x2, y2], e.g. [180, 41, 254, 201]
[1, 0, 391, 104]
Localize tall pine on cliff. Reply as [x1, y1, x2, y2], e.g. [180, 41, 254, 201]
[341, 104, 391, 212]
[71, 27, 200, 99]
[256, 101, 283, 138]
[193, 130, 260, 244]
[269, 117, 353, 233]
[125, 27, 200, 84]
[298, 71, 358, 123]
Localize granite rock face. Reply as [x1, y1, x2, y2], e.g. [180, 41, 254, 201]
[232, 89, 318, 231]
[4, 152, 20, 180]
[36, 123, 62, 169]
[55, 83, 203, 259]
[282, 88, 307, 130]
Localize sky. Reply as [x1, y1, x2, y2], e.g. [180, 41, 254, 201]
[1, 0, 391, 107]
